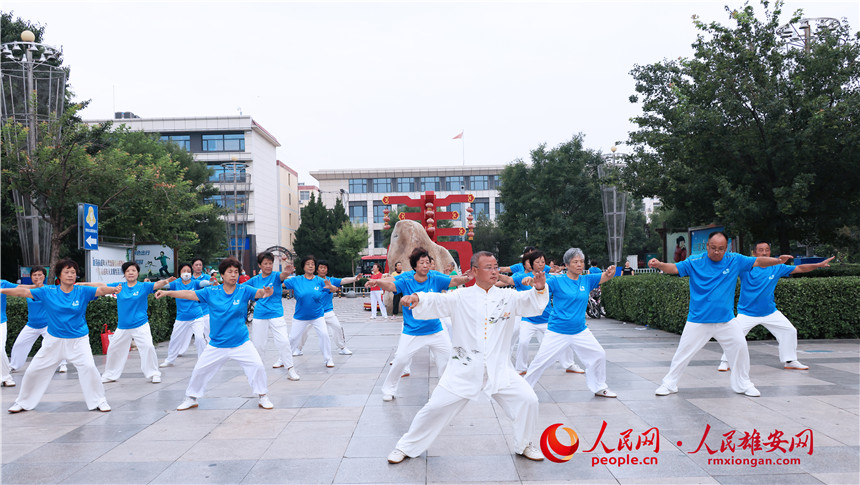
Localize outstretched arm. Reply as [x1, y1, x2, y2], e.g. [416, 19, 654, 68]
[339, 276, 359, 285]
[76, 282, 107, 287]
[95, 286, 122, 297]
[255, 286, 274, 299]
[791, 256, 834, 274]
[449, 274, 474, 287]
[153, 277, 176, 290]
[0, 287, 33, 299]
[754, 254, 793, 268]
[648, 258, 679, 275]
[367, 277, 397, 292]
[599, 265, 617, 285]
[155, 289, 200, 301]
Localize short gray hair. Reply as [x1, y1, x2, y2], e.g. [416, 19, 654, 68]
[470, 251, 496, 268]
[563, 248, 585, 265]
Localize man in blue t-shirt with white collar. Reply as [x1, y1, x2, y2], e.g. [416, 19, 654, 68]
[716, 241, 834, 372]
[648, 231, 793, 398]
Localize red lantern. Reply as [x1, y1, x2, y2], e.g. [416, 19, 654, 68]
[426, 218, 435, 225]
[383, 208, 390, 216]
[466, 207, 474, 213]
[384, 224, 390, 230]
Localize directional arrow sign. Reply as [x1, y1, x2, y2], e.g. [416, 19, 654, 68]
[85, 236, 98, 247]
[79, 203, 99, 251]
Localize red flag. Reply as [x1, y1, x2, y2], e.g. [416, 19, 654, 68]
[452, 131, 463, 140]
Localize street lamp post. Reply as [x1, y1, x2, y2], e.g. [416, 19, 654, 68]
[598, 146, 628, 266]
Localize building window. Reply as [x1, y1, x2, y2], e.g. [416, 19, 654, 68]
[349, 178, 368, 194]
[396, 178, 414, 192]
[349, 203, 367, 224]
[372, 178, 391, 193]
[469, 175, 489, 191]
[300, 191, 310, 201]
[202, 133, 245, 152]
[159, 134, 190, 151]
[473, 198, 490, 217]
[373, 230, 385, 249]
[208, 163, 246, 183]
[373, 204, 387, 223]
[445, 176, 464, 191]
[419, 177, 440, 191]
[495, 200, 505, 216]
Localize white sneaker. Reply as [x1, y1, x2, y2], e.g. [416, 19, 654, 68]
[101, 376, 116, 384]
[292, 349, 303, 357]
[566, 363, 585, 374]
[387, 448, 407, 464]
[718, 361, 730, 372]
[401, 367, 411, 378]
[159, 361, 174, 368]
[286, 367, 300, 381]
[97, 401, 111, 412]
[784, 360, 809, 370]
[258, 395, 274, 409]
[338, 347, 353, 355]
[382, 394, 394, 402]
[325, 360, 335, 368]
[58, 364, 68, 373]
[518, 442, 545, 461]
[151, 375, 161, 384]
[177, 397, 198, 411]
[743, 386, 761, 397]
[655, 385, 677, 396]
[595, 388, 617, 398]
[2, 378, 15, 387]
[8, 402, 24, 413]
[272, 360, 285, 368]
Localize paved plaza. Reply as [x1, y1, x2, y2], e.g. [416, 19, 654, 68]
[2, 295, 858, 484]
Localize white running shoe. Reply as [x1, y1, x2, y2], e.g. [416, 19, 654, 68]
[595, 388, 617, 398]
[743, 387, 761, 397]
[292, 349, 303, 357]
[58, 364, 68, 373]
[655, 385, 677, 396]
[272, 360, 285, 368]
[159, 361, 174, 368]
[518, 442, 545, 461]
[325, 360, 335, 368]
[8, 402, 24, 413]
[566, 363, 585, 374]
[151, 375, 162, 384]
[387, 449, 407, 464]
[177, 397, 198, 411]
[338, 347, 353, 355]
[718, 361, 730, 372]
[382, 394, 394, 402]
[1, 378, 15, 387]
[258, 395, 274, 409]
[286, 367, 300, 381]
[97, 401, 111, 412]
[101, 376, 116, 384]
[784, 360, 809, 370]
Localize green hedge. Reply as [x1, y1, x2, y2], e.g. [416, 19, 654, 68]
[789, 263, 860, 278]
[602, 274, 860, 339]
[5, 295, 177, 356]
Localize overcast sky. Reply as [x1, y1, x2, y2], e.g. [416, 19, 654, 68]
[4, 1, 858, 184]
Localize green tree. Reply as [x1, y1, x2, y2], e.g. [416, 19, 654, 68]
[469, 212, 517, 264]
[623, 0, 860, 254]
[332, 222, 369, 276]
[293, 195, 354, 274]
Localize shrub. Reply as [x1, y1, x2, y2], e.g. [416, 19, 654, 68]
[789, 263, 860, 278]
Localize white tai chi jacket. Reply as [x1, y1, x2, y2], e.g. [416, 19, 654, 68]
[411, 284, 548, 399]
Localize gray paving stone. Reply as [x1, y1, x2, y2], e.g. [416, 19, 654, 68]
[58, 461, 170, 484]
[151, 459, 257, 483]
[242, 458, 341, 484]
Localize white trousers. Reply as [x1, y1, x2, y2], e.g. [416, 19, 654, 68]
[662, 320, 754, 393]
[164, 318, 206, 364]
[102, 323, 161, 381]
[719, 311, 798, 363]
[185, 341, 267, 398]
[202, 314, 210, 341]
[289, 317, 332, 362]
[524, 329, 607, 393]
[369, 290, 387, 318]
[382, 331, 451, 396]
[299, 311, 346, 350]
[514, 321, 575, 372]
[396, 371, 539, 457]
[10, 325, 68, 370]
[1, 322, 11, 381]
[251, 317, 294, 368]
[14, 335, 107, 410]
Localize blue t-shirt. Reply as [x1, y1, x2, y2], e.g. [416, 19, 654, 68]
[589, 267, 603, 275]
[283, 275, 329, 320]
[737, 265, 795, 317]
[676, 253, 757, 323]
[547, 274, 601, 335]
[27, 296, 48, 329]
[1, 280, 17, 324]
[509, 263, 551, 275]
[321, 277, 342, 313]
[193, 275, 211, 315]
[243, 273, 285, 319]
[169, 279, 205, 321]
[29, 285, 98, 339]
[395, 272, 451, 336]
[107, 281, 155, 329]
[195, 285, 256, 348]
[513, 272, 552, 324]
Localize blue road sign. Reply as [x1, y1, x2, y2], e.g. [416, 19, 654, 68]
[82, 203, 99, 250]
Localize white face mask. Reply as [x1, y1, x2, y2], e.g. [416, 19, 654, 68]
[181, 272, 192, 281]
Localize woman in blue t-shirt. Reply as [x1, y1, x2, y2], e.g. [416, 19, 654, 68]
[284, 255, 338, 368]
[3, 259, 120, 413]
[523, 248, 618, 398]
[156, 257, 277, 411]
[160, 263, 209, 367]
[9, 267, 68, 374]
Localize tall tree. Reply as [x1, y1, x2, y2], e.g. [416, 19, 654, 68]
[331, 222, 369, 276]
[293, 195, 354, 273]
[624, 0, 860, 254]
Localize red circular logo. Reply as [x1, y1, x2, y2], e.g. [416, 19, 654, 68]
[540, 423, 579, 463]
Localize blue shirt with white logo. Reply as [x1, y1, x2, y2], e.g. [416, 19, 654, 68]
[107, 281, 155, 329]
[169, 279, 205, 321]
[321, 277, 342, 313]
[513, 272, 552, 324]
[547, 274, 600, 335]
[737, 265, 795, 317]
[395, 272, 451, 336]
[29, 285, 98, 338]
[1, 279, 17, 324]
[194, 285, 257, 348]
[243, 273, 285, 319]
[676, 252, 757, 323]
[283, 275, 329, 320]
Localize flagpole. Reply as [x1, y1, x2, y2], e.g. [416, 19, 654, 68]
[461, 129, 465, 166]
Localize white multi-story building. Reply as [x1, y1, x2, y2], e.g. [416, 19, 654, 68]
[309, 165, 506, 255]
[298, 184, 321, 209]
[278, 161, 300, 252]
[88, 114, 292, 270]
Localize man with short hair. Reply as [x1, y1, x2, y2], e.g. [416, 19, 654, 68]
[716, 242, 833, 372]
[648, 231, 792, 397]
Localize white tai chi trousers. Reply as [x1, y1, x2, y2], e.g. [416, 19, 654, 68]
[101, 323, 161, 381]
[289, 317, 332, 362]
[1, 322, 12, 381]
[10, 326, 67, 370]
[382, 331, 451, 396]
[369, 290, 387, 318]
[514, 321, 576, 373]
[251, 317, 294, 368]
[164, 318, 206, 364]
[524, 328, 607, 393]
[662, 320, 754, 394]
[185, 341, 267, 398]
[719, 311, 799, 363]
[299, 311, 346, 351]
[14, 335, 107, 410]
[396, 371, 539, 457]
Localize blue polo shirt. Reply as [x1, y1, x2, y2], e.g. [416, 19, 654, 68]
[29, 285, 98, 339]
[395, 272, 451, 336]
[1, 280, 17, 324]
[547, 274, 601, 335]
[676, 253, 757, 323]
[283, 275, 329, 320]
[243, 272, 285, 319]
[107, 281, 155, 329]
[737, 265, 795, 317]
[514, 272, 552, 324]
[321, 277, 342, 313]
[169, 279, 205, 321]
[194, 285, 256, 348]
[509, 263, 550, 275]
